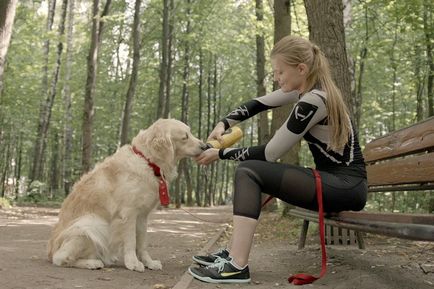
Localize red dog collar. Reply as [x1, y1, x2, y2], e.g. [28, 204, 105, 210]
[132, 146, 170, 206]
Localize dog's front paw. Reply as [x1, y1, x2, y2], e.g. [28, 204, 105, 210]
[145, 259, 162, 270]
[124, 254, 145, 272]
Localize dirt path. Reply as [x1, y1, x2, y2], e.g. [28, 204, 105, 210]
[0, 206, 433, 289]
[0, 206, 231, 289]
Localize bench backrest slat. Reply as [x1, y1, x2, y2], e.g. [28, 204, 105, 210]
[364, 117, 434, 163]
[367, 151, 434, 186]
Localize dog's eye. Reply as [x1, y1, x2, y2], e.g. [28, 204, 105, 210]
[182, 133, 189, 140]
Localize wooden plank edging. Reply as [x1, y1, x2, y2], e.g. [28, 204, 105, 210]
[172, 224, 229, 289]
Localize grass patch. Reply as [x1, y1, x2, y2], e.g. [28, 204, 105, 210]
[0, 197, 12, 209]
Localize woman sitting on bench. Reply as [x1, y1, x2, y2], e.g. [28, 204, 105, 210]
[188, 35, 368, 284]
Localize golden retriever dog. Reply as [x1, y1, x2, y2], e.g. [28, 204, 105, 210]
[47, 119, 205, 271]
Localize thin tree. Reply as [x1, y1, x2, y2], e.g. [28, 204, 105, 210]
[424, 0, 433, 117]
[255, 0, 268, 144]
[120, 0, 142, 146]
[389, 16, 399, 132]
[353, 3, 369, 129]
[157, 0, 170, 118]
[14, 133, 22, 198]
[415, 44, 425, 121]
[0, 0, 18, 98]
[29, 0, 56, 182]
[209, 57, 218, 206]
[270, 0, 298, 164]
[30, 0, 68, 183]
[0, 132, 11, 197]
[204, 54, 213, 206]
[165, 0, 174, 117]
[180, 0, 193, 206]
[41, 0, 57, 99]
[195, 48, 204, 206]
[82, 0, 112, 172]
[49, 130, 60, 195]
[268, 0, 295, 212]
[62, 0, 75, 195]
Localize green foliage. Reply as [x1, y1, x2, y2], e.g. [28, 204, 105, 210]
[0, 197, 12, 209]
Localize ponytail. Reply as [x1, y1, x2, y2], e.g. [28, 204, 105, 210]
[307, 45, 350, 151]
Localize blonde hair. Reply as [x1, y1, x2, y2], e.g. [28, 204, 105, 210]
[271, 35, 351, 151]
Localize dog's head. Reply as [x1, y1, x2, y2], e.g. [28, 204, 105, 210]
[132, 119, 206, 166]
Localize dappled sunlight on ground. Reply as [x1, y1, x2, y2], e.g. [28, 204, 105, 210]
[0, 205, 233, 289]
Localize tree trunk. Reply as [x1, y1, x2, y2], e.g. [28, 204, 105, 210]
[424, 0, 433, 117]
[30, 0, 67, 184]
[157, 0, 170, 118]
[209, 56, 218, 206]
[62, 0, 75, 195]
[353, 3, 368, 129]
[120, 0, 142, 146]
[269, 0, 295, 212]
[415, 44, 425, 121]
[182, 160, 193, 206]
[29, 0, 56, 183]
[195, 49, 204, 206]
[255, 0, 268, 144]
[181, 0, 193, 206]
[49, 130, 60, 196]
[0, 0, 18, 97]
[304, 0, 353, 116]
[14, 134, 22, 198]
[165, 0, 174, 118]
[175, 161, 182, 207]
[204, 54, 213, 206]
[389, 17, 399, 132]
[42, 0, 56, 97]
[271, 0, 297, 165]
[0, 135, 11, 197]
[82, 0, 112, 173]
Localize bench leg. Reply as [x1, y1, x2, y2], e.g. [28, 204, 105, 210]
[298, 220, 310, 250]
[356, 231, 365, 249]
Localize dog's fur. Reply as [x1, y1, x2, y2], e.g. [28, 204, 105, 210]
[47, 119, 204, 271]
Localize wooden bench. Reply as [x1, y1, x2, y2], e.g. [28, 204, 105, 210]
[289, 117, 434, 249]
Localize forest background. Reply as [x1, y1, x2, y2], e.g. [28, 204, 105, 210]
[0, 0, 432, 215]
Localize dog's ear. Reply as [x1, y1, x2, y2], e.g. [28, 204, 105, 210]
[147, 124, 175, 164]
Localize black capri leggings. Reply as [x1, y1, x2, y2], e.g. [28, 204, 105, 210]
[233, 160, 367, 220]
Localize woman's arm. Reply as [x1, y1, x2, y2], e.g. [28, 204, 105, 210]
[219, 91, 327, 162]
[220, 89, 300, 130]
[196, 90, 302, 165]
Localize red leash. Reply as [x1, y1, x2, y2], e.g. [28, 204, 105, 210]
[261, 168, 327, 285]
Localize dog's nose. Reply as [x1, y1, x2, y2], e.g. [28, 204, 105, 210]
[200, 142, 209, 151]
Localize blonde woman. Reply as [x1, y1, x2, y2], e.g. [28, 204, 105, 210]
[189, 35, 367, 284]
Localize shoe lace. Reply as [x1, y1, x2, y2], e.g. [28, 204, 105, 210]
[212, 248, 226, 256]
[206, 256, 229, 273]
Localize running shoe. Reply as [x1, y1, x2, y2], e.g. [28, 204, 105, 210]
[188, 257, 251, 284]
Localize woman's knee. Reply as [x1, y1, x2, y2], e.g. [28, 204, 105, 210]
[235, 161, 263, 185]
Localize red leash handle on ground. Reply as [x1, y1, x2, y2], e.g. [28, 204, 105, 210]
[287, 169, 327, 285]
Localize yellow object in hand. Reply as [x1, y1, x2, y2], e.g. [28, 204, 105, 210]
[206, 126, 243, 149]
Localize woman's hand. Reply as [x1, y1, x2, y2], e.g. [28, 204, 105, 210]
[207, 122, 226, 143]
[195, 148, 219, 165]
